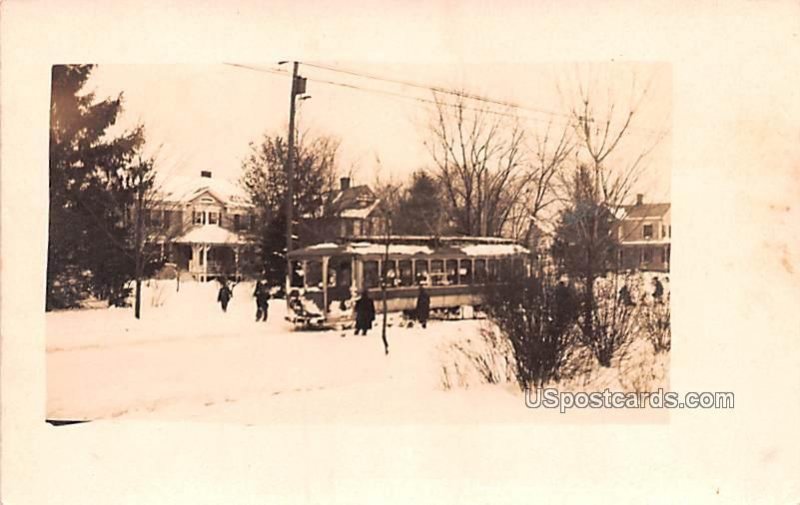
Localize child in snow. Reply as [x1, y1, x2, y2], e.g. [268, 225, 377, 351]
[217, 280, 233, 312]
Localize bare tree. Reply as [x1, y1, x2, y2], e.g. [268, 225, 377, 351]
[553, 68, 666, 364]
[506, 121, 574, 242]
[425, 93, 527, 237]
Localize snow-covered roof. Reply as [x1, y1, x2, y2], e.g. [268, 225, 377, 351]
[346, 242, 434, 256]
[340, 201, 380, 219]
[155, 175, 252, 207]
[460, 244, 529, 256]
[175, 225, 249, 245]
[289, 237, 529, 258]
[621, 203, 670, 219]
[620, 239, 670, 246]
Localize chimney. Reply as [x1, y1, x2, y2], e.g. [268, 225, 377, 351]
[636, 193, 644, 206]
[201, 170, 212, 178]
[340, 177, 351, 190]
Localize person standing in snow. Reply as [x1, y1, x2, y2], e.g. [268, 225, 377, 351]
[415, 285, 431, 329]
[253, 281, 266, 321]
[255, 281, 270, 322]
[217, 279, 233, 313]
[354, 289, 375, 336]
[652, 276, 664, 303]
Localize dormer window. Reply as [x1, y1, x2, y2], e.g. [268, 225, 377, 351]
[643, 224, 653, 239]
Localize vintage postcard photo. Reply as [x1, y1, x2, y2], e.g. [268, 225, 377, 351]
[2, 1, 799, 503]
[45, 62, 673, 424]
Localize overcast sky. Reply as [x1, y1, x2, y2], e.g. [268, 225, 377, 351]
[87, 61, 671, 202]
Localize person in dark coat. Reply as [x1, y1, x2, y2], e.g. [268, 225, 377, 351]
[618, 284, 635, 307]
[354, 289, 375, 336]
[253, 281, 270, 321]
[415, 285, 431, 329]
[652, 276, 664, 303]
[217, 280, 233, 312]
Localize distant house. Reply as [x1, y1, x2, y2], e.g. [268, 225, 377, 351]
[617, 193, 671, 272]
[150, 171, 259, 281]
[326, 177, 385, 238]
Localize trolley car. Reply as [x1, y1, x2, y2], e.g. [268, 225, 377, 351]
[285, 236, 530, 327]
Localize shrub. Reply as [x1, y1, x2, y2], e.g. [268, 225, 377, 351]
[483, 273, 577, 389]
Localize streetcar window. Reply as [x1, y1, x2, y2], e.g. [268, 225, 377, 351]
[446, 259, 459, 285]
[306, 261, 323, 288]
[513, 258, 525, 277]
[459, 259, 473, 284]
[381, 259, 397, 287]
[499, 258, 512, 281]
[290, 260, 304, 287]
[398, 260, 413, 287]
[430, 259, 445, 286]
[487, 259, 498, 281]
[474, 259, 486, 283]
[363, 260, 380, 289]
[415, 259, 429, 285]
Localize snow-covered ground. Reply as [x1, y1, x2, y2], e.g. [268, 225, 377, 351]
[47, 280, 522, 423]
[47, 279, 667, 424]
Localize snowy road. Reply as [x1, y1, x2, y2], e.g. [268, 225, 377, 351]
[47, 281, 525, 424]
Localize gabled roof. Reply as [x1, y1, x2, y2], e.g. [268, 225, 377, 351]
[622, 203, 670, 219]
[329, 185, 379, 216]
[156, 175, 252, 207]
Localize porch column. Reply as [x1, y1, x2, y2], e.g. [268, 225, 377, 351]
[234, 246, 240, 281]
[202, 244, 209, 282]
[191, 244, 201, 278]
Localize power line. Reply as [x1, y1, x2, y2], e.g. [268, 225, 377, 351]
[223, 62, 668, 138]
[302, 61, 578, 121]
[223, 62, 582, 128]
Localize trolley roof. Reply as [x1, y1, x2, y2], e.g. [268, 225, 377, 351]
[288, 236, 529, 259]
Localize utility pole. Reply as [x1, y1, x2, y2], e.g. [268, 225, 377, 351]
[284, 61, 306, 298]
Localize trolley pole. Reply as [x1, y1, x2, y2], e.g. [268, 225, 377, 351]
[381, 211, 391, 355]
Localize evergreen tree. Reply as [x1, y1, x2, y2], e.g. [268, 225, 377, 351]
[241, 132, 339, 283]
[48, 64, 145, 309]
[393, 171, 448, 236]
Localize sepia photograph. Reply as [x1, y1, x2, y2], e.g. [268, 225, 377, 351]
[2, 1, 799, 503]
[45, 62, 672, 423]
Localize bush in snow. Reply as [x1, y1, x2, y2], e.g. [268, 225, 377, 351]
[482, 273, 578, 389]
[438, 323, 517, 390]
[577, 273, 640, 368]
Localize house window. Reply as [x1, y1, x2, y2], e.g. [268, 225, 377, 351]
[233, 214, 241, 230]
[642, 248, 652, 263]
[643, 224, 653, 239]
[193, 211, 204, 225]
[208, 212, 219, 225]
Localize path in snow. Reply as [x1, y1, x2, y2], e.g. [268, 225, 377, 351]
[47, 281, 526, 424]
